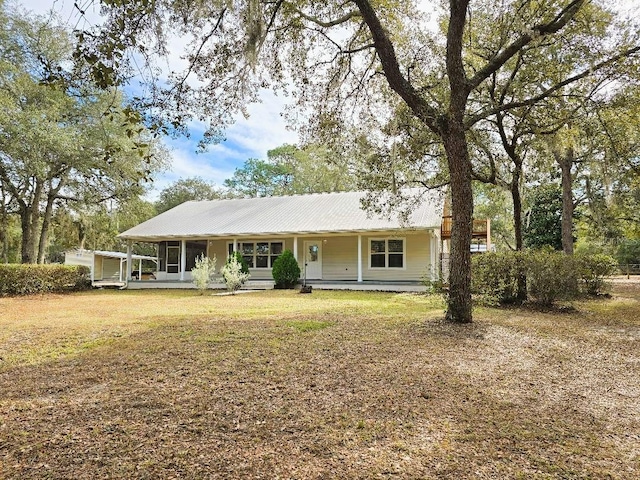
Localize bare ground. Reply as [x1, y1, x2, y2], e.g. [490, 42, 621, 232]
[0, 284, 638, 479]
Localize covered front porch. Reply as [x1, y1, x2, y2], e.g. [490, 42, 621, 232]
[125, 278, 426, 293]
[123, 230, 440, 288]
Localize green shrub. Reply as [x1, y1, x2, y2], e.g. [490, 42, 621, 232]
[575, 253, 616, 295]
[472, 251, 526, 305]
[271, 250, 301, 288]
[525, 249, 579, 306]
[0, 264, 91, 296]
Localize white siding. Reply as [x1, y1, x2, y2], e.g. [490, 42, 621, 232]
[322, 236, 358, 281]
[363, 232, 432, 281]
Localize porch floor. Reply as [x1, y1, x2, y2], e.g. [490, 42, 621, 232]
[124, 280, 426, 293]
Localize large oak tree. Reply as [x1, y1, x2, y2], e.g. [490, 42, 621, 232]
[82, 0, 639, 322]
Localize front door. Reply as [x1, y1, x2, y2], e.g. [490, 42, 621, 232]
[304, 241, 322, 280]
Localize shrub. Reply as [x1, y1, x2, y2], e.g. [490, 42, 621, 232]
[191, 254, 217, 293]
[228, 251, 250, 275]
[575, 253, 616, 295]
[525, 249, 579, 306]
[0, 264, 91, 296]
[221, 254, 250, 293]
[271, 250, 300, 288]
[472, 251, 526, 305]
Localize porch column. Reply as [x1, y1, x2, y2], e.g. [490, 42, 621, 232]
[180, 239, 186, 281]
[126, 240, 133, 282]
[357, 235, 363, 282]
[139, 258, 143, 280]
[293, 236, 298, 262]
[119, 258, 123, 282]
[233, 238, 238, 253]
[430, 231, 437, 280]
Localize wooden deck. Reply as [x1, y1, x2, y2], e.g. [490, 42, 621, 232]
[441, 216, 490, 239]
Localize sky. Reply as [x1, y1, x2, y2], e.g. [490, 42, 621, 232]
[20, 0, 299, 198]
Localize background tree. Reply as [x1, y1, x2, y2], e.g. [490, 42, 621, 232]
[81, 0, 640, 322]
[224, 144, 356, 197]
[0, 5, 166, 263]
[524, 184, 564, 251]
[155, 177, 221, 213]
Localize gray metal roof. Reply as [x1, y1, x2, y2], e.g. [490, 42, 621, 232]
[119, 190, 445, 241]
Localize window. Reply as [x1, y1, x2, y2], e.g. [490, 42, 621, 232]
[369, 238, 405, 269]
[227, 241, 284, 269]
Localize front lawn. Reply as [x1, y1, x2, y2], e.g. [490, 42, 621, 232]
[1, 287, 638, 478]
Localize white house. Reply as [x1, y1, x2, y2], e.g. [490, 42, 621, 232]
[117, 190, 453, 287]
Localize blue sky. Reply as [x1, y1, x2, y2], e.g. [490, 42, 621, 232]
[22, 0, 298, 198]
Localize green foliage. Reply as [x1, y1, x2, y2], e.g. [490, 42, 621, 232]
[472, 250, 615, 305]
[472, 252, 526, 305]
[524, 185, 563, 251]
[191, 254, 217, 293]
[271, 250, 300, 288]
[616, 240, 640, 265]
[155, 177, 221, 213]
[221, 255, 250, 293]
[0, 264, 91, 296]
[575, 253, 616, 296]
[228, 251, 250, 275]
[525, 249, 579, 306]
[223, 144, 355, 198]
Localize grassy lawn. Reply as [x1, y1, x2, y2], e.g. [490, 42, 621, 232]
[1, 285, 638, 479]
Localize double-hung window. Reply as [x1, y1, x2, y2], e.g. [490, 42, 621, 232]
[369, 238, 405, 269]
[228, 241, 284, 269]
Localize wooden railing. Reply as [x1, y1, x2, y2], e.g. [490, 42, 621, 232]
[441, 216, 490, 239]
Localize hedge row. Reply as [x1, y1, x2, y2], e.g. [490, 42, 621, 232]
[0, 264, 92, 296]
[472, 250, 617, 306]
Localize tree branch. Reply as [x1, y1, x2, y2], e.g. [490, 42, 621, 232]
[293, 5, 361, 28]
[467, 0, 586, 91]
[352, 0, 439, 132]
[467, 45, 640, 126]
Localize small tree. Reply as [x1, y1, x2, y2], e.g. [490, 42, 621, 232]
[272, 250, 301, 288]
[191, 254, 217, 293]
[221, 254, 250, 293]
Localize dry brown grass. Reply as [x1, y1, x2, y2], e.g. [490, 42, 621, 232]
[1, 285, 638, 479]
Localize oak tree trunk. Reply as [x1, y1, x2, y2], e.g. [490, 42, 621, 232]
[443, 127, 473, 323]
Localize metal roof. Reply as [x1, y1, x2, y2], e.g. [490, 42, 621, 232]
[67, 249, 157, 261]
[119, 190, 445, 241]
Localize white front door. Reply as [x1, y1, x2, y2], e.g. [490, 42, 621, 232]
[304, 241, 322, 280]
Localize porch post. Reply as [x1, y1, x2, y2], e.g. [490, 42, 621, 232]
[119, 258, 123, 282]
[180, 239, 186, 281]
[126, 240, 133, 282]
[233, 238, 238, 253]
[357, 235, 363, 282]
[139, 258, 143, 280]
[430, 230, 437, 281]
[293, 236, 298, 262]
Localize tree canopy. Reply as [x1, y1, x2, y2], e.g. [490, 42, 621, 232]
[80, 0, 640, 322]
[0, 3, 167, 263]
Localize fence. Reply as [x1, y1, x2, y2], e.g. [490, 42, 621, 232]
[618, 264, 640, 277]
